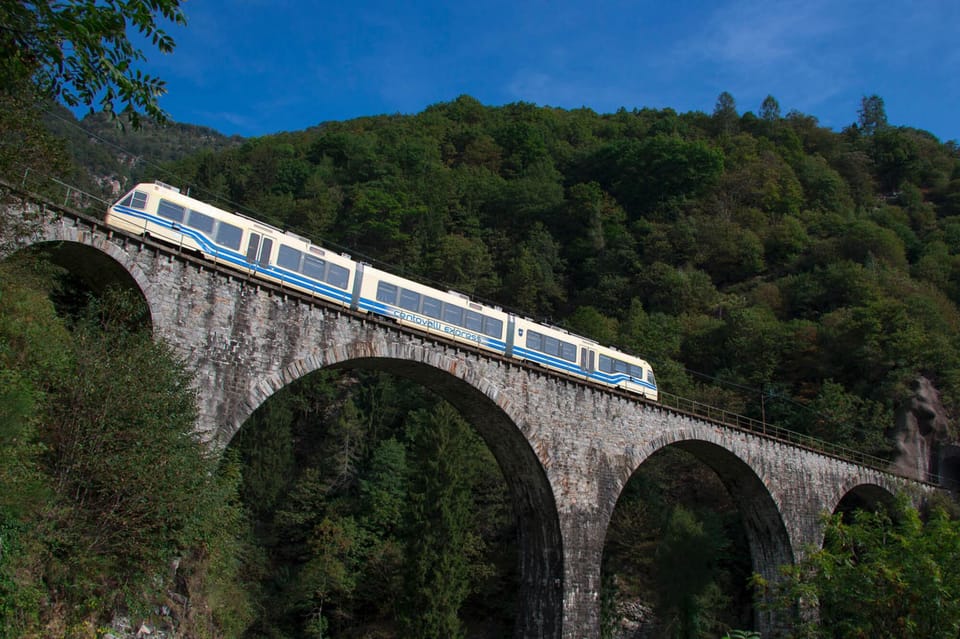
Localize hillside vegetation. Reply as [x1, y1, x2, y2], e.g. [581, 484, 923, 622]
[161, 93, 960, 457]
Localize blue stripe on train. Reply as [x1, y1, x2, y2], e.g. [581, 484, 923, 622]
[512, 347, 582, 375]
[113, 206, 353, 303]
[364, 300, 507, 352]
[513, 346, 657, 391]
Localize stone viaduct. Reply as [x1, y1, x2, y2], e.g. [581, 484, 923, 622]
[4, 187, 932, 638]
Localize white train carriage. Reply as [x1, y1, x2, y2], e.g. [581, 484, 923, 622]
[356, 265, 512, 355]
[511, 317, 658, 400]
[105, 181, 658, 402]
[106, 181, 359, 307]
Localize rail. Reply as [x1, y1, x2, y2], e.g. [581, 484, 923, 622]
[1, 168, 939, 486]
[658, 392, 898, 473]
[13, 164, 111, 212]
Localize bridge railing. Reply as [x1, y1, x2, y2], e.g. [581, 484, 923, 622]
[3, 170, 936, 485]
[5, 164, 110, 215]
[659, 391, 898, 473]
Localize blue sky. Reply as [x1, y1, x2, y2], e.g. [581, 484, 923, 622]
[133, 0, 959, 142]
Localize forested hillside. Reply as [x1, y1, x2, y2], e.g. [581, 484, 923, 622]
[41, 104, 242, 199]
[161, 93, 960, 457]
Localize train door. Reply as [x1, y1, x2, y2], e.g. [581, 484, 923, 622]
[580, 347, 595, 375]
[245, 232, 274, 268]
[350, 263, 365, 311]
[504, 315, 517, 357]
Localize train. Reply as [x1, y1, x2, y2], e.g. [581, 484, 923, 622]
[105, 181, 658, 401]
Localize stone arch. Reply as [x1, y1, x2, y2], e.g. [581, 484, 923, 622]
[625, 426, 793, 562]
[15, 231, 160, 329]
[612, 425, 794, 633]
[227, 339, 536, 446]
[831, 480, 898, 519]
[828, 473, 900, 512]
[225, 342, 565, 639]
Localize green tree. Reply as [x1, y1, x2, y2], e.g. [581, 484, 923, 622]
[694, 216, 766, 284]
[760, 95, 781, 122]
[0, 0, 186, 125]
[0, 271, 251, 634]
[713, 91, 739, 136]
[503, 223, 567, 316]
[578, 136, 724, 218]
[40, 290, 223, 616]
[564, 306, 619, 345]
[655, 506, 730, 639]
[764, 215, 811, 270]
[871, 128, 921, 192]
[426, 233, 500, 298]
[857, 94, 888, 136]
[797, 379, 890, 452]
[298, 515, 362, 638]
[717, 305, 786, 391]
[639, 261, 720, 316]
[339, 184, 423, 266]
[0, 74, 71, 183]
[795, 154, 854, 213]
[234, 386, 297, 519]
[355, 437, 409, 620]
[401, 403, 477, 639]
[559, 182, 639, 313]
[360, 436, 409, 535]
[760, 496, 960, 639]
[0, 259, 70, 632]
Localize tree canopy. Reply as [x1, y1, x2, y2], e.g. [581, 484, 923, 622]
[0, 0, 185, 127]
[760, 495, 960, 639]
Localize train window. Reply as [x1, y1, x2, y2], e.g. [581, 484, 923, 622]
[157, 199, 186, 223]
[422, 296, 442, 319]
[187, 210, 215, 233]
[377, 281, 398, 304]
[598, 355, 613, 373]
[246, 234, 260, 262]
[560, 342, 577, 362]
[630, 365, 644, 379]
[544, 336, 560, 357]
[119, 190, 148, 209]
[302, 255, 326, 280]
[258, 238, 273, 267]
[465, 310, 483, 332]
[326, 264, 349, 289]
[442, 304, 463, 326]
[277, 245, 302, 271]
[483, 316, 503, 338]
[399, 288, 420, 312]
[215, 222, 242, 250]
[647, 370, 655, 384]
[527, 330, 543, 351]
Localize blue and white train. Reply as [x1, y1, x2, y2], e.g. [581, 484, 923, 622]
[106, 181, 658, 400]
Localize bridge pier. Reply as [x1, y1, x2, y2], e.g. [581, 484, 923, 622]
[557, 502, 613, 638]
